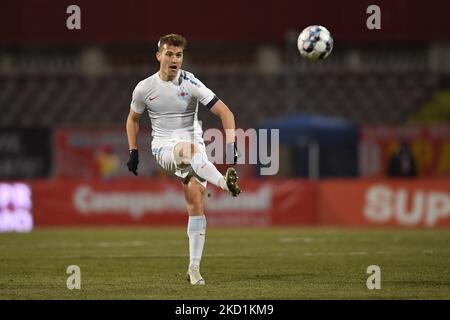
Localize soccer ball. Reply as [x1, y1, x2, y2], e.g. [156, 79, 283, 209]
[297, 25, 333, 60]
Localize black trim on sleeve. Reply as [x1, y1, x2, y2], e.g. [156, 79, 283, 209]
[206, 96, 219, 109]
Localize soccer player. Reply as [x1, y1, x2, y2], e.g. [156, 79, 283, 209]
[125, 34, 241, 285]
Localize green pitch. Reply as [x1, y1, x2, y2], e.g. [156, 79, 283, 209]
[0, 227, 449, 299]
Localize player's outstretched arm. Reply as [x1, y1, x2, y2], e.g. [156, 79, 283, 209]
[126, 109, 141, 175]
[210, 100, 240, 164]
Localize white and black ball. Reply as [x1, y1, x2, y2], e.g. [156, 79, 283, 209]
[297, 25, 333, 60]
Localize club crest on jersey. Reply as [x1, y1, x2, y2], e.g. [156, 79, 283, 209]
[178, 89, 190, 101]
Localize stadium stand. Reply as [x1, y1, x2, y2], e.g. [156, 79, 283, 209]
[0, 45, 445, 128]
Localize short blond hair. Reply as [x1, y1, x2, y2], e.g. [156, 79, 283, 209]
[157, 34, 187, 51]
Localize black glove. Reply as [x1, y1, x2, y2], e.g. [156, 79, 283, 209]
[127, 149, 139, 176]
[226, 142, 241, 165]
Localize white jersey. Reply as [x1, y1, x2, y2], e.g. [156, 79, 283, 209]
[130, 69, 218, 147]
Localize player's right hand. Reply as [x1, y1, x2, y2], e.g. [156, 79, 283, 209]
[127, 149, 139, 176]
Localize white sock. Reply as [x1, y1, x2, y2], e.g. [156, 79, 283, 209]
[187, 215, 207, 269]
[191, 152, 227, 191]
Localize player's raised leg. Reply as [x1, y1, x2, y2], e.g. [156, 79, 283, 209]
[184, 176, 207, 285]
[174, 142, 241, 196]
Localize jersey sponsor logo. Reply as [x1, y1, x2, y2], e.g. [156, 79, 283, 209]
[149, 96, 158, 101]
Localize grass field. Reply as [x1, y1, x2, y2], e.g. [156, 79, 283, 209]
[0, 227, 449, 299]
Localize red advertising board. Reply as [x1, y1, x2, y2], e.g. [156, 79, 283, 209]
[31, 179, 317, 227]
[54, 127, 152, 179]
[17, 178, 450, 229]
[360, 126, 450, 178]
[318, 179, 450, 228]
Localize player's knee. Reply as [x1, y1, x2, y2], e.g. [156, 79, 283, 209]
[175, 142, 197, 164]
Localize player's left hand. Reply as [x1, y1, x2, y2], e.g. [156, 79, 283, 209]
[226, 142, 241, 165]
[127, 149, 139, 175]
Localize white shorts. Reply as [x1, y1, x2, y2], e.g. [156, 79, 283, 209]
[151, 139, 208, 188]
